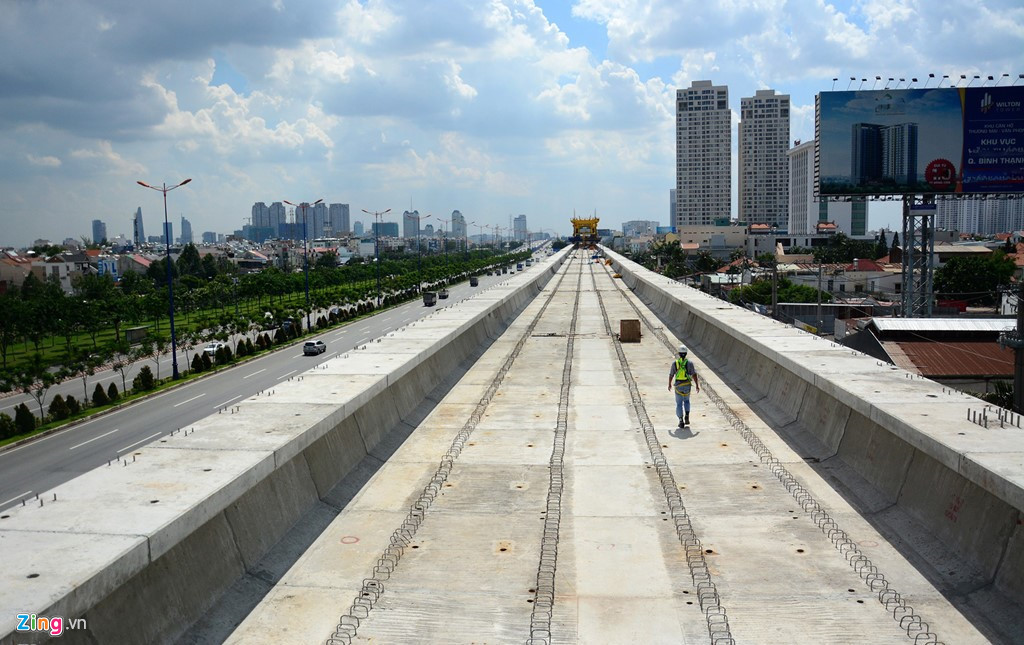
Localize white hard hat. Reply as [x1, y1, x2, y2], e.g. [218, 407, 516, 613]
[678, 345, 688, 355]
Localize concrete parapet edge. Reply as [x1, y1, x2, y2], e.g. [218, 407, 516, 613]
[0, 247, 569, 645]
[600, 245, 1024, 611]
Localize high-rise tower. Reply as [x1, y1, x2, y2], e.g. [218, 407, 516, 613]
[514, 214, 527, 241]
[133, 207, 145, 247]
[329, 203, 350, 234]
[676, 80, 731, 227]
[738, 89, 790, 226]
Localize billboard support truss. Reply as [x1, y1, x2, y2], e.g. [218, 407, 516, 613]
[901, 196, 935, 318]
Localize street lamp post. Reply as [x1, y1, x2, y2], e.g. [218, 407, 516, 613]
[437, 217, 450, 269]
[284, 198, 323, 333]
[415, 213, 432, 292]
[362, 208, 391, 308]
[137, 177, 192, 379]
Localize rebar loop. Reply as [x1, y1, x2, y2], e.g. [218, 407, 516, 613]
[528, 256, 584, 644]
[601, 263, 944, 645]
[326, 256, 577, 645]
[590, 263, 734, 645]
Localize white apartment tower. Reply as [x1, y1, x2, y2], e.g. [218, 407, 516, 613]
[676, 80, 731, 227]
[739, 89, 790, 226]
[514, 214, 527, 241]
[936, 199, 1024, 236]
[451, 210, 467, 240]
[788, 139, 868, 236]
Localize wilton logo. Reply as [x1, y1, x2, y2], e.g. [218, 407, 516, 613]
[981, 92, 993, 114]
[15, 613, 87, 636]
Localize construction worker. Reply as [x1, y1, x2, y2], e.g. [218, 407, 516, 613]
[668, 345, 700, 428]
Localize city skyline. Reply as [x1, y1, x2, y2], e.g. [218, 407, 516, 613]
[2, 1, 1021, 247]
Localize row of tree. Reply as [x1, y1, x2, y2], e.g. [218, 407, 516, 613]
[0, 246, 531, 441]
[0, 244, 527, 371]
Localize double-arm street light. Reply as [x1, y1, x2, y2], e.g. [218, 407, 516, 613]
[137, 177, 192, 379]
[436, 217, 450, 268]
[284, 198, 323, 333]
[415, 213, 432, 292]
[362, 208, 391, 307]
[470, 221, 489, 249]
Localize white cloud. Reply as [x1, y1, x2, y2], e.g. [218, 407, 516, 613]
[27, 154, 61, 168]
[0, 0, 1021, 245]
[69, 141, 145, 176]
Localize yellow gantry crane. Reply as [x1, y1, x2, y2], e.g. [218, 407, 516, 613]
[570, 216, 600, 249]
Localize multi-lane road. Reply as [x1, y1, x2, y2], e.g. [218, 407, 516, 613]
[0, 268, 528, 511]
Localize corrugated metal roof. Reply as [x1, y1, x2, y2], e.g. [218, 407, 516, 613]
[882, 340, 1014, 377]
[870, 318, 1014, 333]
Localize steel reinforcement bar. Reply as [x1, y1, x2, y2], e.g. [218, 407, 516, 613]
[589, 261, 734, 645]
[527, 252, 584, 644]
[325, 254, 577, 645]
[599, 262, 944, 645]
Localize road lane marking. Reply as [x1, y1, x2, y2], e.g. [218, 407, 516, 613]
[243, 369, 266, 379]
[1, 491, 32, 507]
[321, 352, 336, 360]
[357, 337, 369, 345]
[117, 432, 161, 454]
[173, 393, 207, 408]
[278, 370, 297, 380]
[215, 396, 242, 409]
[69, 428, 120, 451]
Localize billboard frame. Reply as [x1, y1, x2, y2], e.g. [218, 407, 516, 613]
[815, 87, 1024, 200]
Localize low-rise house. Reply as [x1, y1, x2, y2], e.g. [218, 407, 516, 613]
[840, 317, 1014, 396]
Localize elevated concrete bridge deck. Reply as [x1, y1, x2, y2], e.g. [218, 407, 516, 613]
[1, 246, 1022, 644]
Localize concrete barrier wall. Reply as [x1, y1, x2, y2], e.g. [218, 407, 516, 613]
[603, 246, 1024, 611]
[0, 248, 568, 645]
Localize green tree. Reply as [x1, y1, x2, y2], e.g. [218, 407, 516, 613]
[48, 394, 70, 421]
[316, 251, 338, 269]
[133, 365, 155, 391]
[0, 289, 24, 368]
[693, 251, 722, 274]
[934, 251, 1015, 306]
[200, 252, 219, 279]
[0, 412, 16, 440]
[111, 343, 145, 393]
[176, 243, 203, 278]
[15, 355, 57, 418]
[14, 403, 35, 435]
[728, 277, 830, 306]
[92, 382, 109, 406]
[107, 382, 119, 402]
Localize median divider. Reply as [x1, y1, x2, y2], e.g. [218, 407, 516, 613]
[0, 248, 568, 645]
[602, 246, 1024, 617]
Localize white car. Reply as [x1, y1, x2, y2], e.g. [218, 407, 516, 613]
[303, 340, 326, 355]
[203, 342, 227, 357]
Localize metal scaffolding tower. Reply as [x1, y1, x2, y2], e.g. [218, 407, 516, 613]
[901, 197, 936, 317]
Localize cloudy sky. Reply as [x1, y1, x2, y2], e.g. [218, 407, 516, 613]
[2, 0, 1022, 248]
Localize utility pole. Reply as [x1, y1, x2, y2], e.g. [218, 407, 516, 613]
[816, 263, 823, 333]
[771, 261, 778, 319]
[999, 283, 1024, 412]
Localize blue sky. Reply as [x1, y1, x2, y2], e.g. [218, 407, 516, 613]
[1, 0, 1022, 248]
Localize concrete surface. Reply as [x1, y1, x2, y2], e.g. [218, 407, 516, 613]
[0, 248, 569, 645]
[227, 252, 1006, 644]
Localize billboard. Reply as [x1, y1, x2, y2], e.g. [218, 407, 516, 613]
[816, 87, 1024, 196]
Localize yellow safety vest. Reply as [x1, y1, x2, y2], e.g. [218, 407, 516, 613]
[674, 358, 691, 385]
